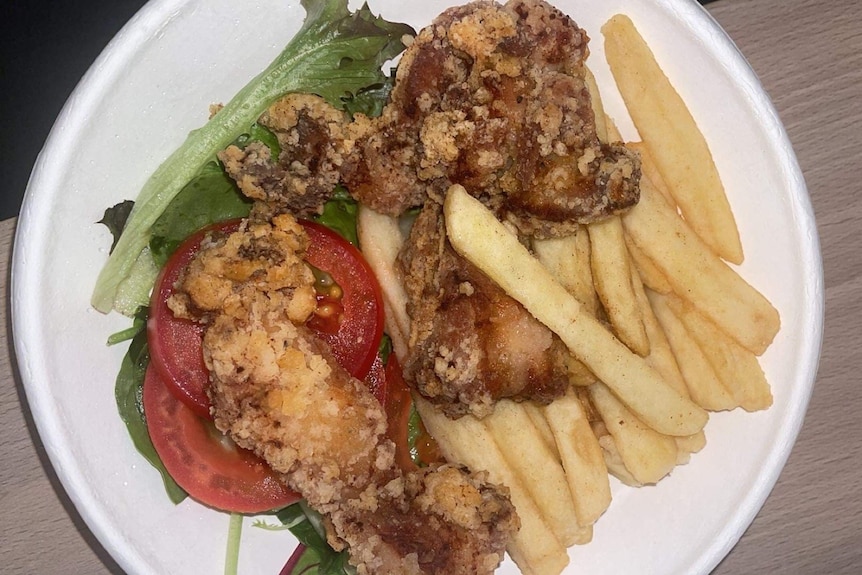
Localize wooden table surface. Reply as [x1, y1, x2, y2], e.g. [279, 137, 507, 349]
[2, 0, 860, 573]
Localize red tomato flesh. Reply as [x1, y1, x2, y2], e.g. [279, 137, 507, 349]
[147, 219, 241, 419]
[302, 220, 385, 381]
[365, 354, 416, 472]
[143, 364, 300, 513]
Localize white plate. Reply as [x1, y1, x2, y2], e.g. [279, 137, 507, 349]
[12, 0, 822, 574]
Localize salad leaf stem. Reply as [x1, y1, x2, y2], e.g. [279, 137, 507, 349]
[92, 0, 413, 314]
[224, 513, 244, 575]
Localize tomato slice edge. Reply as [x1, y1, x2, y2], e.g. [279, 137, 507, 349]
[143, 364, 301, 514]
[147, 219, 242, 419]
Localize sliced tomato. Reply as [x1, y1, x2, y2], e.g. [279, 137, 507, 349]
[142, 364, 300, 513]
[147, 218, 385, 416]
[302, 220, 385, 380]
[365, 353, 417, 472]
[147, 219, 241, 419]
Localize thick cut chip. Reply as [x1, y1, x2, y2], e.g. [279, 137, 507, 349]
[542, 388, 612, 527]
[647, 290, 738, 411]
[533, 231, 599, 317]
[588, 216, 649, 356]
[444, 184, 708, 437]
[664, 294, 773, 411]
[594, 426, 642, 487]
[624, 231, 672, 294]
[629, 261, 687, 396]
[415, 397, 570, 575]
[629, 260, 708, 452]
[484, 400, 587, 547]
[622, 172, 780, 355]
[522, 401, 561, 458]
[603, 13, 743, 264]
[627, 141, 675, 205]
[589, 382, 679, 485]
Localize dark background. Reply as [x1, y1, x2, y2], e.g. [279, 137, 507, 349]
[1, 0, 717, 221]
[1, 1, 149, 220]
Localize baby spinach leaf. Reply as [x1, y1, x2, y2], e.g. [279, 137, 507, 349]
[314, 187, 359, 246]
[148, 161, 251, 267]
[113, 307, 187, 504]
[97, 200, 135, 253]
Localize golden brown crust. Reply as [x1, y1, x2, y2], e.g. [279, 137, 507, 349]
[343, 0, 640, 237]
[221, 0, 640, 234]
[218, 93, 349, 218]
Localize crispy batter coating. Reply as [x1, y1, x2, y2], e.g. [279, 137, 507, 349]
[343, 0, 641, 237]
[220, 1, 640, 236]
[218, 93, 350, 218]
[398, 203, 570, 418]
[171, 213, 518, 574]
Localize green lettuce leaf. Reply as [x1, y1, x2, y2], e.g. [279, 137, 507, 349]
[276, 502, 355, 575]
[92, 0, 414, 314]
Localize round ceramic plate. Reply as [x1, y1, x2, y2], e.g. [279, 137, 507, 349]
[12, 0, 822, 574]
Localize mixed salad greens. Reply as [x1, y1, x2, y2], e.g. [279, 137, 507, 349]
[99, 0, 417, 573]
[93, 0, 413, 316]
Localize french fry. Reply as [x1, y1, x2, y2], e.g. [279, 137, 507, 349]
[624, 231, 672, 294]
[356, 206, 411, 361]
[674, 430, 707, 455]
[629, 260, 708, 454]
[589, 382, 679, 485]
[521, 401, 560, 458]
[664, 294, 773, 411]
[647, 290, 738, 411]
[533, 231, 600, 316]
[587, 67, 649, 356]
[627, 141, 675, 206]
[621, 171, 780, 355]
[542, 388, 612, 527]
[415, 397, 570, 575]
[588, 216, 649, 356]
[593, 425, 642, 487]
[531, 233, 600, 386]
[603, 14, 744, 264]
[484, 400, 585, 546]
[584, 66, 609, 144]
[603, 113, 624, 144]
[444, 184, 708, 437]
[564, 353, 598, 387]
[573, 230, 601, 317]
[629, 260, 686, 397]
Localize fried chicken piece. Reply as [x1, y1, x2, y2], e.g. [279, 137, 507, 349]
[218, 93, 349, 218]
[219, 0, 640, 236]
[171, 213, 518, 574]
[398, 202, 570, 419]
[343, 0, 641, 237]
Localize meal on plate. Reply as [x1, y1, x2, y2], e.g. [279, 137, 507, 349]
[94, 0, 781, 573]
